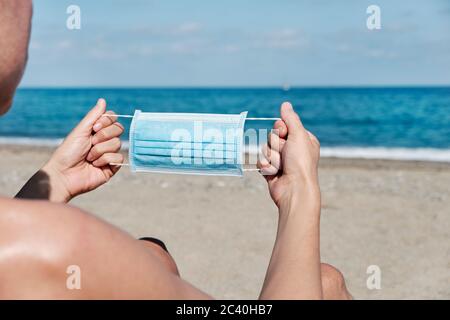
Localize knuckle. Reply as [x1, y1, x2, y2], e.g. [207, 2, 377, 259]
[103, 153, 112, 162]
[96, 130, 107, 142]
[101, 116, 111, 126]
[270, 149, 278, 160]
[268, 166, 279, 175]
[313, 135, 320, 146]
[115, 123, 125, 133]
[271, 137, 281, 150]
[113, 137, 121, 148]
[273, 160, 280, 170]
[102, 112, 115, 125]
[105, 111, 115, 118]
[321, 263, 346, 290]
[108, 112, 118, 123]
[91, 146, 100, 157]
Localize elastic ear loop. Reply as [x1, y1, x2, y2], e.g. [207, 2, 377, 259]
[101, 114, 280, 171]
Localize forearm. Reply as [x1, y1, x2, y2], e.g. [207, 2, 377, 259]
[15, 165, 70, 203]
[260, 184, 322, 299]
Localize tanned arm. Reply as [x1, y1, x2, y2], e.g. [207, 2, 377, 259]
[258, 102, 323, 299]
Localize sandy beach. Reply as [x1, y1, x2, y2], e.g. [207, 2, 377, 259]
[0, 145, 449, 299]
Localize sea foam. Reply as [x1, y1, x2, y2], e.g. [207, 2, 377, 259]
[1, 137, 449, 163]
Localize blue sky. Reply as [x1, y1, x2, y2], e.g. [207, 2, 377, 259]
[21, 0, 450, 87]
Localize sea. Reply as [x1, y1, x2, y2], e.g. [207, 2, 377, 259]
[1, 87, 449, 162]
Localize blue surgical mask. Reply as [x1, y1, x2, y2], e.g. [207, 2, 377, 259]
[129, 110, 248, 176]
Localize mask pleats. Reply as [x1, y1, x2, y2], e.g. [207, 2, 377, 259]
[129, 111, 247, 176]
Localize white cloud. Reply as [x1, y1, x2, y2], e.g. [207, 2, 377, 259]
[259, 28, 309, 49]
[127, 22, 202, 38]
[366, 49, 398, 59]
[89, 47, 124, 60]
[222, 44, 240, 53]
[130, 45, 155, 57]
[172, 22, 202, 35]
[170, 41, 200, 54]
[57, 40, 73, 49]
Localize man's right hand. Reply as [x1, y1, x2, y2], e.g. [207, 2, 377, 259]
[258, 102, 321, 211]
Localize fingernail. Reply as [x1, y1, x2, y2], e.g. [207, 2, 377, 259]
[260, 158, 269, 167]
[93, 123, 102, 131]
[86, 153, 93, 162]
[282, 101, 293, 110]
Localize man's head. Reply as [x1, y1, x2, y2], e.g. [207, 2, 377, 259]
[0, 0, 32, 115]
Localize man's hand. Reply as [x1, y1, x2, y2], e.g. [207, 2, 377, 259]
[41, 98, 124, 202]
[258, 102, 321, 211]
[258, 102, 323, 299]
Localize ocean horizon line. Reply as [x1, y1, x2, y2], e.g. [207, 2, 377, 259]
[17, 85, 450, 90]
[1, 137, 449, 163]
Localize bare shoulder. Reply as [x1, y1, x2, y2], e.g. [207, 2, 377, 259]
[0, 197, 91, 298]
[0, 197, 93, 264]
[0, 197, 130, 257]
[0, 197, 90, 237]
[0, 197, 211, 299]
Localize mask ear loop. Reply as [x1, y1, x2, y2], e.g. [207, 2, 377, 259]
[107, 164, 262, 171]
[102, 115, 281, 120]
[102, 114, 134, 118]
[246, 117, 280, 121]
[101, 114, 281, 171]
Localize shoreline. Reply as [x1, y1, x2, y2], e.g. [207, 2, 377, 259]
[1, 143, 450, 167]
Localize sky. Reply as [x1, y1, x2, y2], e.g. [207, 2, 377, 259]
[20, 0, 450, 87]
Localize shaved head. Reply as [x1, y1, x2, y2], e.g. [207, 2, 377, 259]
[0, 0, 32, 115]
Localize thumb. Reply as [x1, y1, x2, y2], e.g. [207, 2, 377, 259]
[72, 98, 106, 135]
[280, 101, 304, 136]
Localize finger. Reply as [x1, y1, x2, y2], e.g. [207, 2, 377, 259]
[258, 160, 279, 176]
[93, 110, 118, 132]
[110, 162, 122, 174]
[256, 145, 280, 176]
[256, 158, 277, 176]
[86, 138, 121, 162]
[256, 153, 270, 170]
[268, 131, 286, 152]
[100, 166, 114, 181]
[72, 98, 107, 135]
[257, 159, 272, 180]
[280, 101, 304, 137]
[92, 122, 125, 145]
[273, 120, 288, 139]
[92, 153, 124, 167]
[262, 144, 281, 171]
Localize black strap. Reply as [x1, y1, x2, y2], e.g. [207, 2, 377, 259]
[138, 237, 169, 253]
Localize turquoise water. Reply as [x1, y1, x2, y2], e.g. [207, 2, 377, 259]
[1, 87, 449, 151]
